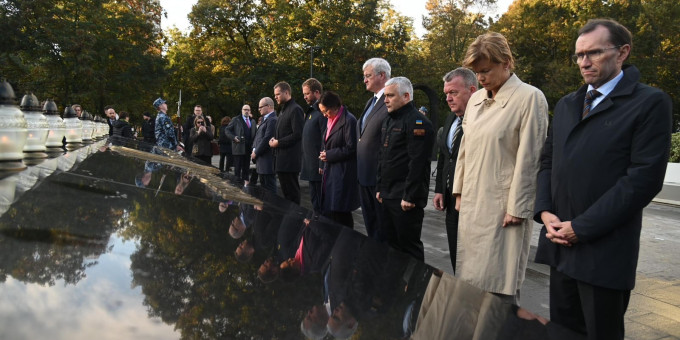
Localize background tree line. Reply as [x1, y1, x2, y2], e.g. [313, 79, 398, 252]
[1, 0, 678, 131]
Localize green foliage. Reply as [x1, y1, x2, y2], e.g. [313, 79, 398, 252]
[0, 0, 166, 125]
[165, 0, 416, 125]
[670, 133, 680, 163]
[492, 0, 680, 129]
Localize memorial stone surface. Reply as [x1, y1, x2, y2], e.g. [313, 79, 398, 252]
[0, 137, 583, 339]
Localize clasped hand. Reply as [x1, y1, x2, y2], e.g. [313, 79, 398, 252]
[541, 211, 578, 246]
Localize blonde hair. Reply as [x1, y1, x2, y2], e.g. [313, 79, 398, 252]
[463, 32, 515, 70]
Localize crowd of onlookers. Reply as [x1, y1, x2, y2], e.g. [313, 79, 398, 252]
[105, 18, 673, 340]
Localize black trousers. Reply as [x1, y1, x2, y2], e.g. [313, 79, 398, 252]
[323, 211, 353, 229]
[309, 180, 322, 214]
[259, 173, 276, 193]
[233, 155, 250, 181]
[380, 198, 424, 261]
[277, 172, 300, 204]
[359, 185, 384, 241]
[219, 152, 233, 172]
[444, 190, 459, 273]
[550, 267, 630, 340]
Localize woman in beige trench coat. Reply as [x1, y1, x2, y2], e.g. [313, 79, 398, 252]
[452, 32, 548, 302]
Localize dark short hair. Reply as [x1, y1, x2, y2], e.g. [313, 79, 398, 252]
[319, 91, 342, 110]
[194, 105, 202, 109]
[302, 78, 323, 93]
[104, 105, 113, 111]
[274, 81, 292, 94]
[578, 18, 633, 50]
[221, 116, 231, 126]
[119, 111, 129, 119]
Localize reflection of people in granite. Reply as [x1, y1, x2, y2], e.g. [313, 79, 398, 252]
[234, 239, 254, 263]
[279, 218, 342, 281]
[135, 161, 162, 188]
[258, 257, 279, 283]
[300, 303, 329, 340]
[324, 228, 409, 338]
[174, 172, 193, 195]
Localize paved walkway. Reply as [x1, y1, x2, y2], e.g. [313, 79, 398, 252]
[214, 156, 680, 339]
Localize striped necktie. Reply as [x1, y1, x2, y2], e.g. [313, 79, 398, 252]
[582, 90, 601, 118]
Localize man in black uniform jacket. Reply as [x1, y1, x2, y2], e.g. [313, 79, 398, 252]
[376, 77, 435, 262]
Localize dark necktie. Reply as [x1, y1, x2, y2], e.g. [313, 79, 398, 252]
[451, 118, 463, 154]
[582, 90, 601, 118]
[362, 96, 377, 132]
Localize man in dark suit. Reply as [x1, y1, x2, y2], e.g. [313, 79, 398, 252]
[252, 97, 277, 193]
[534, 19, 672, 339]
[301, 78, 327, 215]
[432, 68, 477, 273]
[357, 57, 391, 241]
[226, 105, 257, 183]
[269, 81, 305, 204]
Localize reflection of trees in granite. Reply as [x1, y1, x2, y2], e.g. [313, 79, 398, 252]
[0, 170, 129, 286]
[126, 192, 321, 339]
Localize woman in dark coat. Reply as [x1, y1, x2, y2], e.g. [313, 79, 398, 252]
[218, 116, 233, 172]
[190, 115, 214, 165]
[318, 91, 359, 228]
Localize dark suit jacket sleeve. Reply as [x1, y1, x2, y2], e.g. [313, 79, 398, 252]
[434, 115, 454, 194]
[404, 118, 435, 203]
[572, 91, 672, 243]
[254, 118, 276, 157]
[533, 118, 555, 224]
[225, 118, 239, 141]
[183, 116, 194, 141]
[277, 106, 304, 148]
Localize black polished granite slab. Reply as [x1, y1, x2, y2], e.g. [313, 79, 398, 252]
[0, 138, 584, 340]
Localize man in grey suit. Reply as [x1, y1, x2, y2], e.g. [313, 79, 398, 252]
[252, 97, 278, 193]
[432, 68, 477, 273]
[357, 57, 390, 241]
[226, 105, 257, 184]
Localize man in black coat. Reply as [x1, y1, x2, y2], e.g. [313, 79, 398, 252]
[141, 112, 156, 144]
[534, 19, 672, 339]
[432, 68, 477, 273]
[376, 77, 435, 262]
[357, 57, 391, 241]
[269, 81, 304, 204]
[226, 105, 257, 183]
[252, 97, 277, 193]
[301, 78, 327, 215]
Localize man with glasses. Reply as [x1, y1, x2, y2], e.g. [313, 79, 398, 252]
[252, 97, 277, 192]
[534, 19, 672, 339]
[357, 57, 391, 241]
[227, 105, 257, 184]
